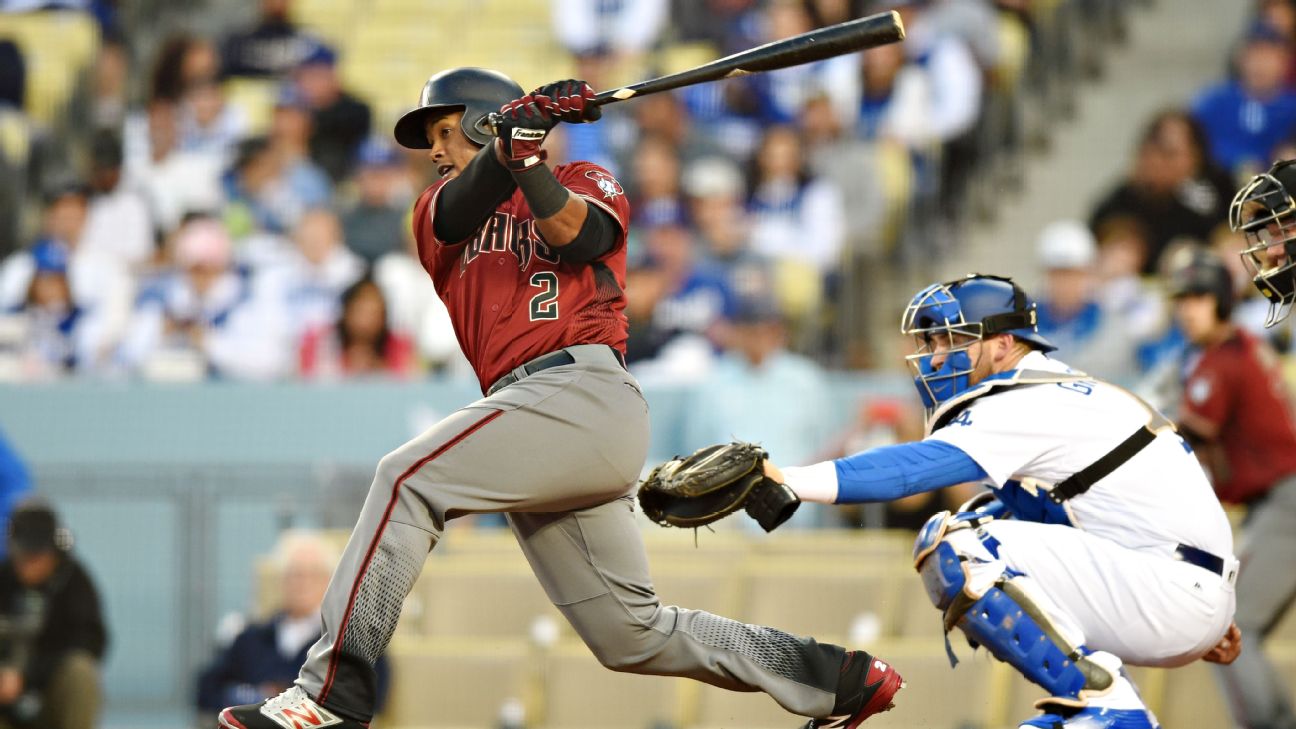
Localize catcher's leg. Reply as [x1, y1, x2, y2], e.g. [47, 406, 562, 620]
[291, 359, 649, 722]
[913, 512, 1155, 726]
[511, 500, 888, 720]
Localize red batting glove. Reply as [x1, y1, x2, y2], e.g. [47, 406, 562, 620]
[529, 79, 601, 124]
[493, 94, 558, 171]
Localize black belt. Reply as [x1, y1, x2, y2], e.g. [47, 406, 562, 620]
[1174, 543, 1226, 577]
[487, 346, 626, 396]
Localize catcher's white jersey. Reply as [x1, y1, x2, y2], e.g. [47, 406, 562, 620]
[927, 352, 1234, 559]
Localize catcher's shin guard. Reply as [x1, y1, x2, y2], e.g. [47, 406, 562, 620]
[913, 513, 1115, 702]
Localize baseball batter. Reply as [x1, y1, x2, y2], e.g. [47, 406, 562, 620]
[219, 67, 902, 729]
[762, 275, 1239, 729]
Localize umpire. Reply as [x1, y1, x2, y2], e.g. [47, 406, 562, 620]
[1169, 252, 1296, 729]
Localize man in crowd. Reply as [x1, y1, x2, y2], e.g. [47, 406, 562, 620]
[0, 499, 107, 729]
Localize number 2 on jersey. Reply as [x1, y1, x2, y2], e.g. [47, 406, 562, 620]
[529, 272, 559, 321]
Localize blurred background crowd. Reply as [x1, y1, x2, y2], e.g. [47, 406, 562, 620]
[5, 0, 1289, 387]
[2, 0, 1296, 727]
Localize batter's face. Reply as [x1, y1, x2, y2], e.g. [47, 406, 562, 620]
[425, 112, 480, 180]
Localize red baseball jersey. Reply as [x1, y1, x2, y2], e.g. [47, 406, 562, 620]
[1180, 327, 1296, 503]
[413, 161, 631, 392]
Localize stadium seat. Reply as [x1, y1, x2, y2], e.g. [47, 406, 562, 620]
[735, 560, 903, 643]
[538, 643, 683, 728]
[412, 558, 561, 639]
[1154, 662, 1231, 729]
[380, 637, 531, 729]
[0, 11, 98, 126]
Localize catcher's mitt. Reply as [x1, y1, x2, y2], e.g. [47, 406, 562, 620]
[637, 442, 801, 532]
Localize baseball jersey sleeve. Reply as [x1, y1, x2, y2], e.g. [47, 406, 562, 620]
[1180, 352, 1236, 438]
[925, 399, 1050, 487]
[555, 162, 630, 241]
[411, 181, 460, 281]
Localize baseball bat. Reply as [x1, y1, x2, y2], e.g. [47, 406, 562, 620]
[487, 10, 904, 132]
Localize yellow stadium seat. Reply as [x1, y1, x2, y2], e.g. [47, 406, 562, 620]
[1153, 662, 1231, 729]
[1272, 605, 1296, 643]
[412, 558, 562, 639]
[735, 560, 902, 643]
[537, 643, 683, 728]
[223, 77, 278, 136]
[0, 11, 98, 125]
[380, 638, 532, 729]
[0, 110, 31, 168]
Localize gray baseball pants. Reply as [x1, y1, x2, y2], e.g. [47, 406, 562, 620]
[295, 345, 845, 722]
[1215, 474, 1296, 729]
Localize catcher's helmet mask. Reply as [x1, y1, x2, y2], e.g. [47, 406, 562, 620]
[1230, 159, 1296, 327]
[393, 67, 524, 150]
[901, 274, 1054, 411]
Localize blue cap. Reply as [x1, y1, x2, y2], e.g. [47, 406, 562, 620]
[1247, 21, 1289, 46]
[31, 240, 70, 274]
[356, 137, 402, 168]
[298, 40, 337, 68]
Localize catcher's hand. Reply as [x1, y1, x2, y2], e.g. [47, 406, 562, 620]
[1202, 622, 1242, 665]
[637, 442, 801, 532]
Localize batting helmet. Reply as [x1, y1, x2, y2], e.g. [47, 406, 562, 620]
[1230, 158, 1296, 327]
[1166, 251, 1234, 321]
[901, 274, 1055, 410]
[393, 67, 524, 150]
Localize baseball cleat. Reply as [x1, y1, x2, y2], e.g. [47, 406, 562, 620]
[218, 685, 369, 729]
[1018, 706, 1160, 729]
[800, 651, 906, 728]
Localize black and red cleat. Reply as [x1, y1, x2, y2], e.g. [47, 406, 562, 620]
[802, 651, 906, 728]
[218, 686, 369, 729]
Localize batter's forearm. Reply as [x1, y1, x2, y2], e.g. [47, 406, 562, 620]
[512, 164, 585, 245]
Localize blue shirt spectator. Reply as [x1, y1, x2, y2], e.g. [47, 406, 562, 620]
[1192, 23, 1296, 174]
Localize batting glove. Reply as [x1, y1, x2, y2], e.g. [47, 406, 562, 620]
[494, 94, 558, 171]
[529, 79, 601, 124]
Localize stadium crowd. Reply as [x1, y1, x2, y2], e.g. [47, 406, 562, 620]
[0, 0, 1160, 385]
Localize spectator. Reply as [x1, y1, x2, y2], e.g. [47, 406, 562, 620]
[625, 217, 734, 369]
[626, 134, 685, 227]
[149, 33, 222, 106]
[177, 78, 249, 165]
[123, 100, 225, 235]
[0, 430, 29, 561]
[681, 297, 832, 527]
[0, 40, 23, 110]
[299, 278, 414, 380]
[86, 37, 129, 130]
[1033, 220, 1141, 380]
[1090, 109, 1233, 274]
[552, 0, 667, 58]
[80, 129, 153, 271]
[0, 499, 107, 729]
[372, 230, 469, 378]
[745, 125, 844, 332]
[849, 42, 929, 144]
[268, 208, 364, 339]
[742, 0, 858, 126]
[0, 183, 133, 373]
[1093, 216, 1165, 349]
[2, 243, 94, 378]
[265, 87, 332, 225]
[195, 531, 390, 714]
[120, 217, 289, 381]
[745, 125, 845, 277]
[886, 0, 983, 146]
[1166, 252, 1296, 729]
[682, 156, 770, 300]
[294, 43, 371, 183]
[220, 0, 319, 79]
[1193, 22, 1296, 175]
[340, 139, 409, 264]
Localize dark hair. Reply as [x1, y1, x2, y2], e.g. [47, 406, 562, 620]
[150, 34, 196, 103]
[337, 277, 390, 358]
[746, 125, 812, 199]
[1138, 108, 1218, 175]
